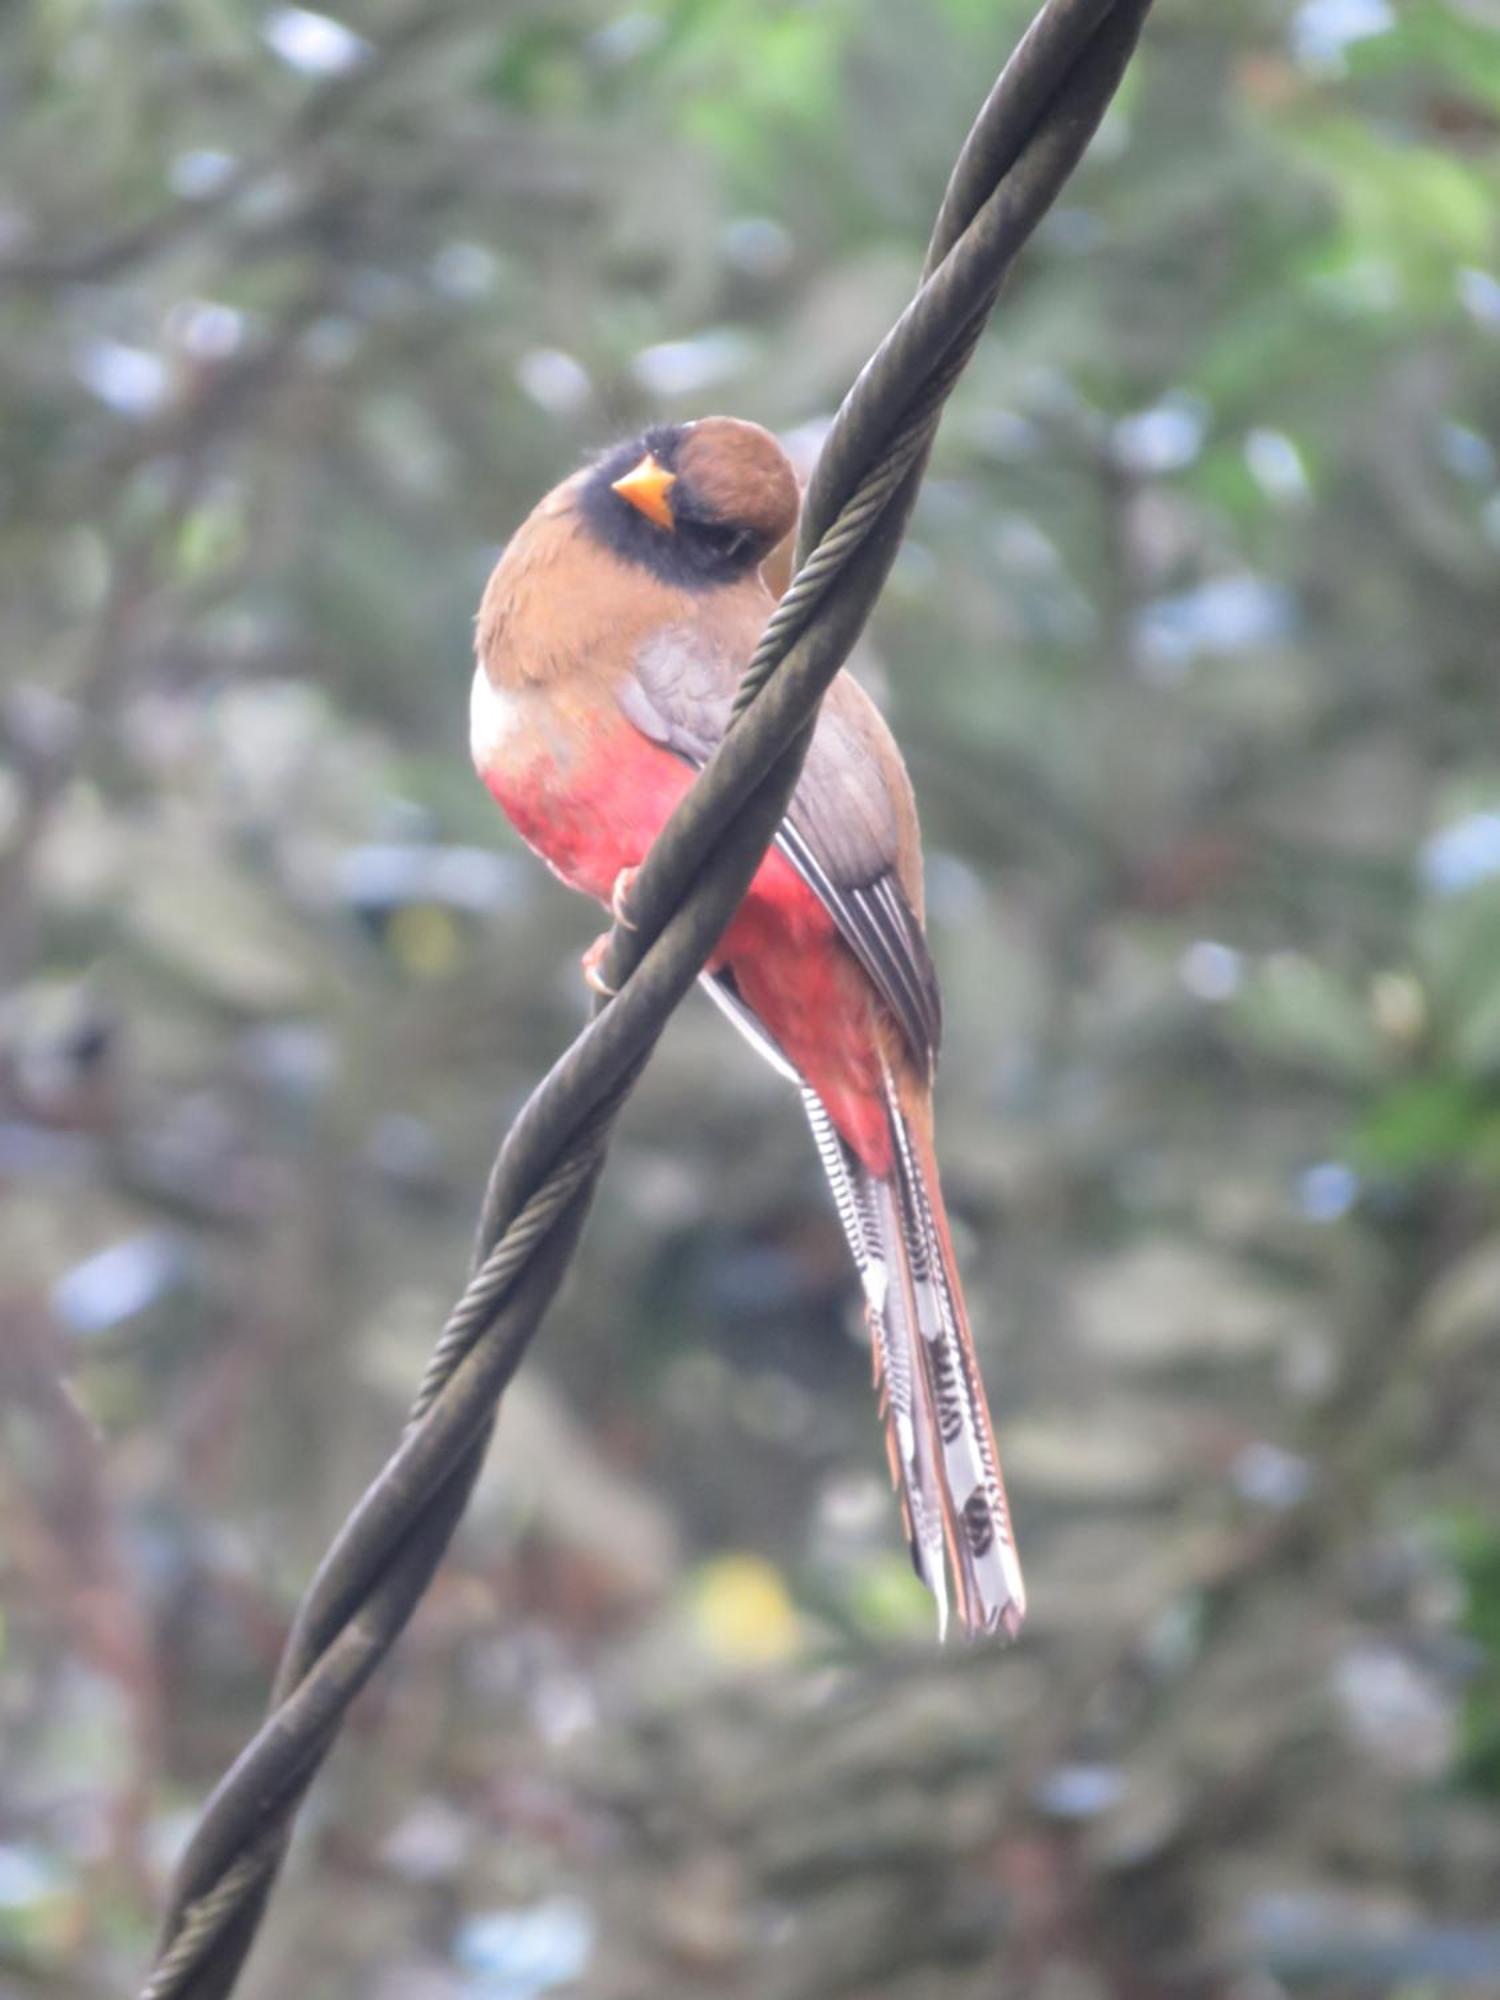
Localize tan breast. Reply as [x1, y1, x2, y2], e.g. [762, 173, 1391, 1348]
[477, 477, 716, 693]
[474, 474, 925, 912]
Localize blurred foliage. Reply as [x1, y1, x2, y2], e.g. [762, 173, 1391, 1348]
[5, 0, 1500, 1996]
[1452, 1511, 1500, 1797]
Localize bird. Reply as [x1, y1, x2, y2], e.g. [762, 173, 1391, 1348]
[471, 415, 1024, 1638]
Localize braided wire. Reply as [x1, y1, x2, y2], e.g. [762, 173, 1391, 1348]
[140, 1849, 277, 2000]
[139, 6, 1154, 1994]
[728, 396, 941, 722]
[408, 1068, 636, 1425]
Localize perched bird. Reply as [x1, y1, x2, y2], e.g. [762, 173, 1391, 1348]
[471, 416, 1024, 1637]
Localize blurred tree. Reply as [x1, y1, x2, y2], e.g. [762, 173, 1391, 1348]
[4, 2, 1500, 1995]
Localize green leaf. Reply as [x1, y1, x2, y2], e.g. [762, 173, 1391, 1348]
[1348, 1074, 1482, 1175]
[1232, 953, 1386, 1086]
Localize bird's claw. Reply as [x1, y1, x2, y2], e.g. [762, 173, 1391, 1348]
[583, 872, 640, 995]
[610, 865, 640, 931]
[581, 935, 617, 999]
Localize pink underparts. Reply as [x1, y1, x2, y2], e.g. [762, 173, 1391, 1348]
[483, 713, 894, 1174]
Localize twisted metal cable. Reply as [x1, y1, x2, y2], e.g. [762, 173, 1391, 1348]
[139, 4, 1153, 1994]
[408, 1076, 630, 1426]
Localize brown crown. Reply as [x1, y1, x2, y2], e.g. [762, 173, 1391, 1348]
[677, 417, 800, 544]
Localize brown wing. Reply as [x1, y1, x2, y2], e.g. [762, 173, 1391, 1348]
[620, 627, 941, 1074]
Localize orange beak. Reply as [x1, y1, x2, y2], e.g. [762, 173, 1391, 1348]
[611, 452, 677, 531]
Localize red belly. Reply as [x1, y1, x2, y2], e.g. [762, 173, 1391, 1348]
[485, 712, 892, 1172]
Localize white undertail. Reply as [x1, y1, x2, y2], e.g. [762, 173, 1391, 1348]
[804, 1074, 1024, 1639]
[704, 971, 1023, 1638]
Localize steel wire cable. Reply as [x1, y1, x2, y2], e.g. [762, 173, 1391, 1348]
[139, 5, 1153, 1992]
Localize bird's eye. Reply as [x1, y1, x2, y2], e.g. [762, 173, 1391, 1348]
[698, 521, 751, 560]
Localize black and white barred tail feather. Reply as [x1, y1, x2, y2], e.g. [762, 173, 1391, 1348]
[803, 1071, 1025, 1640]
[701, 969, 1023, 1638]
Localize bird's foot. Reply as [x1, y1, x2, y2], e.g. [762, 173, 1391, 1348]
[581, 934, 617, 999]
[582, 869, 640, 996]
[610, 865, 640, 930]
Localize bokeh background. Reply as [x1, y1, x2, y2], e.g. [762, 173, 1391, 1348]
[5, 1, 1500, 1995]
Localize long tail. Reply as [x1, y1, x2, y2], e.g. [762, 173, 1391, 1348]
[803, 1073, 1025, 1640]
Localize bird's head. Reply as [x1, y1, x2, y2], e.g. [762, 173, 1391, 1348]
[580, 416, 799, 588]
